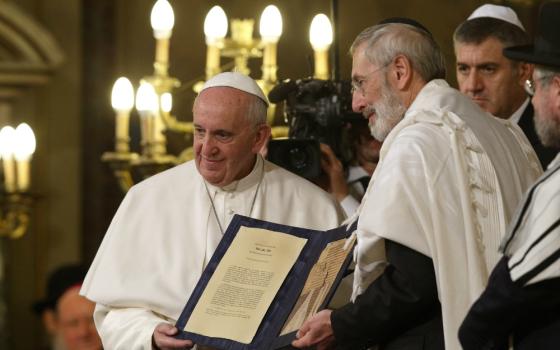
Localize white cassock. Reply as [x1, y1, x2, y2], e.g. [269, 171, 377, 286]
[351, 80, 542, 350]
[81, 155, 344, 349]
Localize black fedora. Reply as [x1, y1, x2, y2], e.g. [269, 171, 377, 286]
[32, 264, 87, 314]
[503, 1, 560, 68]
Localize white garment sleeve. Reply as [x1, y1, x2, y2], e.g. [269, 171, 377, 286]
[340, 195, 360, 217]
[94, 303, 170, 350]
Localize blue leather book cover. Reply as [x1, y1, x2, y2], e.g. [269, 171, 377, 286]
[174, 215, 355, 350]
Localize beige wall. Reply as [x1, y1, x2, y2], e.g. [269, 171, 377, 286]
[2, 0, 542, 348]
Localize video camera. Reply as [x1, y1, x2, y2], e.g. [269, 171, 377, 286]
[267, 78, 362, 180]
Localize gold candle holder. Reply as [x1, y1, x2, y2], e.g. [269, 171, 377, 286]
[262, 42, 278, 83]
[16, 158, 30, 192]
[139, 112, 154, 156]
[152, 113, 166, 156]
[154, 38, 170, 77]
[115, 111, 130, 154]
[205, 44, 222, 80]
[2, 156, 16, 193]
[314, 49, 329, 80]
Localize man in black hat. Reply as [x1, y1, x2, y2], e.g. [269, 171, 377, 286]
[459, 2, 560, 349]
[34, 264, 102, 350]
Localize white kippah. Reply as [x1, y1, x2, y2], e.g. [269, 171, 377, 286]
[200, 72, 269, 106]
[467, 4, 525, 31]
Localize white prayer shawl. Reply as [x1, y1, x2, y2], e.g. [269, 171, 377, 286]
[503, 153, 560, 286]
[81, 156, 344, 349]
[352, 80, 541, 350]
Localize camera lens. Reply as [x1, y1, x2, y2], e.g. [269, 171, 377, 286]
[289, 147, 308, 170]
[266, 139, 321, 179]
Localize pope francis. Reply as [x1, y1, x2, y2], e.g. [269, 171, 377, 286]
[80, 72, 344, 349]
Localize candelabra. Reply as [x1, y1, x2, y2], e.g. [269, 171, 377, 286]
[104, 1, 335, 193]
[0, 123, 36, 239]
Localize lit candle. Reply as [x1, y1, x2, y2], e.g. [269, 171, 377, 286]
[111, 77, 134, 153]
[135, 82, 159, 156]
[204, 6, 228, 80]
[309, 14, 333, 80]
[152, 93, 171, 152]
[150, 0, 175, 76]
[160, 92, 172, 114]
[13, 123, 36, 192]
[259, 5, 282, 83]
[0, 126, 16, 192]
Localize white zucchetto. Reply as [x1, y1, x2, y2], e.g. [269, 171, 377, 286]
[200, 72, 269, 106]
[467, 4, 525, 31]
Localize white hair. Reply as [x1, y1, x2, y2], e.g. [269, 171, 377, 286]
[350, 23, 446, 82]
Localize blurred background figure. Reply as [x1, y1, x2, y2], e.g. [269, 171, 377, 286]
[33, 265, 102, 350]
[321, 118, 382, 216]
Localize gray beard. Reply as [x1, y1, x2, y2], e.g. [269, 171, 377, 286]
[534, 112, 560, 150]
[365, 83, 406, 142]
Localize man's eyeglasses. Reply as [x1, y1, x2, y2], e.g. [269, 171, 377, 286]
[351, 64, 389, 96]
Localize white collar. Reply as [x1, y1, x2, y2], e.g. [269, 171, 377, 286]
[347, 165, 370, 182]
[509, 98, 530, 125]
[205, 155, 264, 193]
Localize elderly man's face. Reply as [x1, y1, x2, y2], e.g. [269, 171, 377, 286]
[55, 287, 102, 350]
[193, 87, 268, 187]
[351, 44, 406, 141]
[455, 37, 529, 118]
[531, 74, 560, 149]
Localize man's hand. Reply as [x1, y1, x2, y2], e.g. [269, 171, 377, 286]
[291, 309, 336, 349]
[152, 323, 194, 350]
[320, 143, 349, 202]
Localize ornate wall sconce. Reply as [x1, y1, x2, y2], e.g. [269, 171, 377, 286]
[0, 0, 61, 242]
[0, 123, 36, 239]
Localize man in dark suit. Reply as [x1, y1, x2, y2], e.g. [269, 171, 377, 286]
[460, 2, 560, 348]
[454, 4, 556, 168]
